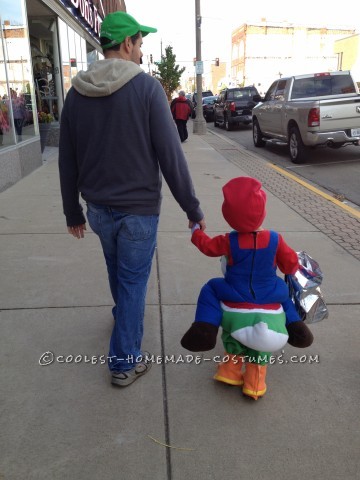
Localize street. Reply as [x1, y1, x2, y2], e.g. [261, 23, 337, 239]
[205, 121, 360, 207]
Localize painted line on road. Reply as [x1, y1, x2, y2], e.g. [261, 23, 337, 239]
[268, 163, 360, 219]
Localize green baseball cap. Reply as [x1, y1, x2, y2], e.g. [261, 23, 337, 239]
[100, 11, 157, 50]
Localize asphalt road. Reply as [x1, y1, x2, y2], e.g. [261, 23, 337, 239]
[205, 121, 360, 207]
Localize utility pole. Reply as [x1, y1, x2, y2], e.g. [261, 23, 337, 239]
[193, 0, 206, 134]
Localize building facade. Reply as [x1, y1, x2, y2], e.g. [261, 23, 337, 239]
[231, 22, 356, 96]
[0, 0, 126, 192]
[335, 33, 360, 87]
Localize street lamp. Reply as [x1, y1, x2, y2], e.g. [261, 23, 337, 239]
[193, 0, 206, 135]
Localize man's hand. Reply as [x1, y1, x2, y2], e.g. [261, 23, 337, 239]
[67, 224, 86, 239]
[189, 218, 206, 232]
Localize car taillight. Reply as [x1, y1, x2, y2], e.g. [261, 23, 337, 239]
[308, 108, 320, 127]
[229, 102, 236, 112]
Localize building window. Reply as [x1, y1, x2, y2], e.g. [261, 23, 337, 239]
[0, 1, 37, 149]
[58, 18, 100, 99]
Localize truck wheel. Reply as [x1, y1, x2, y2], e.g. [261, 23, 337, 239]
[289, 126, 306, 164]
[225, 115, 232, 131]
[253, 119, 265, 147]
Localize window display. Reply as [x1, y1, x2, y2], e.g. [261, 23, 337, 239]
[0, 2, 36, 149]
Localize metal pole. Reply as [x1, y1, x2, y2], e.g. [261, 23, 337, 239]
[193, 0, 206, 134]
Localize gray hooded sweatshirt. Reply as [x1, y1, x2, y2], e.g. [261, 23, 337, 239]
[58, 58, 203, 226]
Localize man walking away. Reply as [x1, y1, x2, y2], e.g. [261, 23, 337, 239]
[58, 11, 206, 388]
[170, 90, 192, 142]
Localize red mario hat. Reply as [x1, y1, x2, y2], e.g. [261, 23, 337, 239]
[222, 177, 267, 232]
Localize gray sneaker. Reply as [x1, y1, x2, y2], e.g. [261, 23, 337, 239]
[111, 352, 152, 387]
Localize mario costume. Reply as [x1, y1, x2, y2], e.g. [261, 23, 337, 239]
[181, 176, 313, 399]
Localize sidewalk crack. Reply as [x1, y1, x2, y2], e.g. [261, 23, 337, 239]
[155, 246, 172, 480]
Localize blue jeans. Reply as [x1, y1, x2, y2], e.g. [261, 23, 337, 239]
[86, 203, 159, 372]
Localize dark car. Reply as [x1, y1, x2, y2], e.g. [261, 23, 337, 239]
[191, 90, 214, 118]
[202, 95, 217, 122]
[214, 86, 261, 130]
[191, 95, 217, 122]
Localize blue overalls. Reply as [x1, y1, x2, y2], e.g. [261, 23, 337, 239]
[194, 230, 300, 327]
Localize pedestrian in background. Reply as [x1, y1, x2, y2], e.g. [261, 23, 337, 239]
[58, 11, 205, 388]
[10, 89, 26, 141]
[170, 90, 192, 142]
[0, 101, 10, 146]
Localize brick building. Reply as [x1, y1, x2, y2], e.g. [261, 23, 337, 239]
[231, 21, 356, 95]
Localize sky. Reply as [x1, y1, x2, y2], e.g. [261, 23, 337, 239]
[126, 0, 358, 79]
[0, 0, 24, 23]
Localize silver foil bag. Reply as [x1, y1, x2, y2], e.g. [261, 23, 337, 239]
[285, 251, 329, 324]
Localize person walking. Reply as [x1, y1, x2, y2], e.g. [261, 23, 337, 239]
[10, 89, 26, 141]
[170, 90, 192, 142]
[58, 11, 206, 387]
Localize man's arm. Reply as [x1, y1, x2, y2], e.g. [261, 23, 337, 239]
[58, 91, 86, 229]
[170, 98, 176, 118]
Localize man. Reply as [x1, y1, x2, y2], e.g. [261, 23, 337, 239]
[58, 11, 205, 387]
[170, 90, 193, 142]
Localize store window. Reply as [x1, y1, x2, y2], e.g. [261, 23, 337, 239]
[27, 0, 62, 125]
[0, 1, 37, 149]
[58, 19, 101, 99]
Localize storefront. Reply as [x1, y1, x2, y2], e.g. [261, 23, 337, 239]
[0, 0, 125, 191]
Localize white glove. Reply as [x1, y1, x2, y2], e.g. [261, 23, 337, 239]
[191, 223, 201, 235]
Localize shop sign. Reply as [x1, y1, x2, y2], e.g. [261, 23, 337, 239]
[57, 0, 103, 39]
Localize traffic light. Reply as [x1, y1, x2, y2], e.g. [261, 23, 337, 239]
[215, 57, 219, 67]
[150, 54, 153, 63]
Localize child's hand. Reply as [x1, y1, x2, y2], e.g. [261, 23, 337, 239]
[191, 223, 201, 235]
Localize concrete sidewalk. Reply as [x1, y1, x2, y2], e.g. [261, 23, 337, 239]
[0, 130, 359, 480]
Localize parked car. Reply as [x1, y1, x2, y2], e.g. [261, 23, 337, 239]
[252, 70, 360, 163]
[191, 95, 217, 122]
[191, 90, 214, 118]
[202, 95, 217, 122]
[213, 86, 260, 130]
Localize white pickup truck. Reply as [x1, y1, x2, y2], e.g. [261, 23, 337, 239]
[252, 71, 360, 163]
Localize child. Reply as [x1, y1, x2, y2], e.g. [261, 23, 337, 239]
[181, 176, 313, 399]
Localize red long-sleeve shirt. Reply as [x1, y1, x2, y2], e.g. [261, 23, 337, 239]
[192, 229, 299, 274]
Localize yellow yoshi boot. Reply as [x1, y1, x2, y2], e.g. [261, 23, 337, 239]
[214, 353, 244, 386]
[242, 362, 267, 400]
